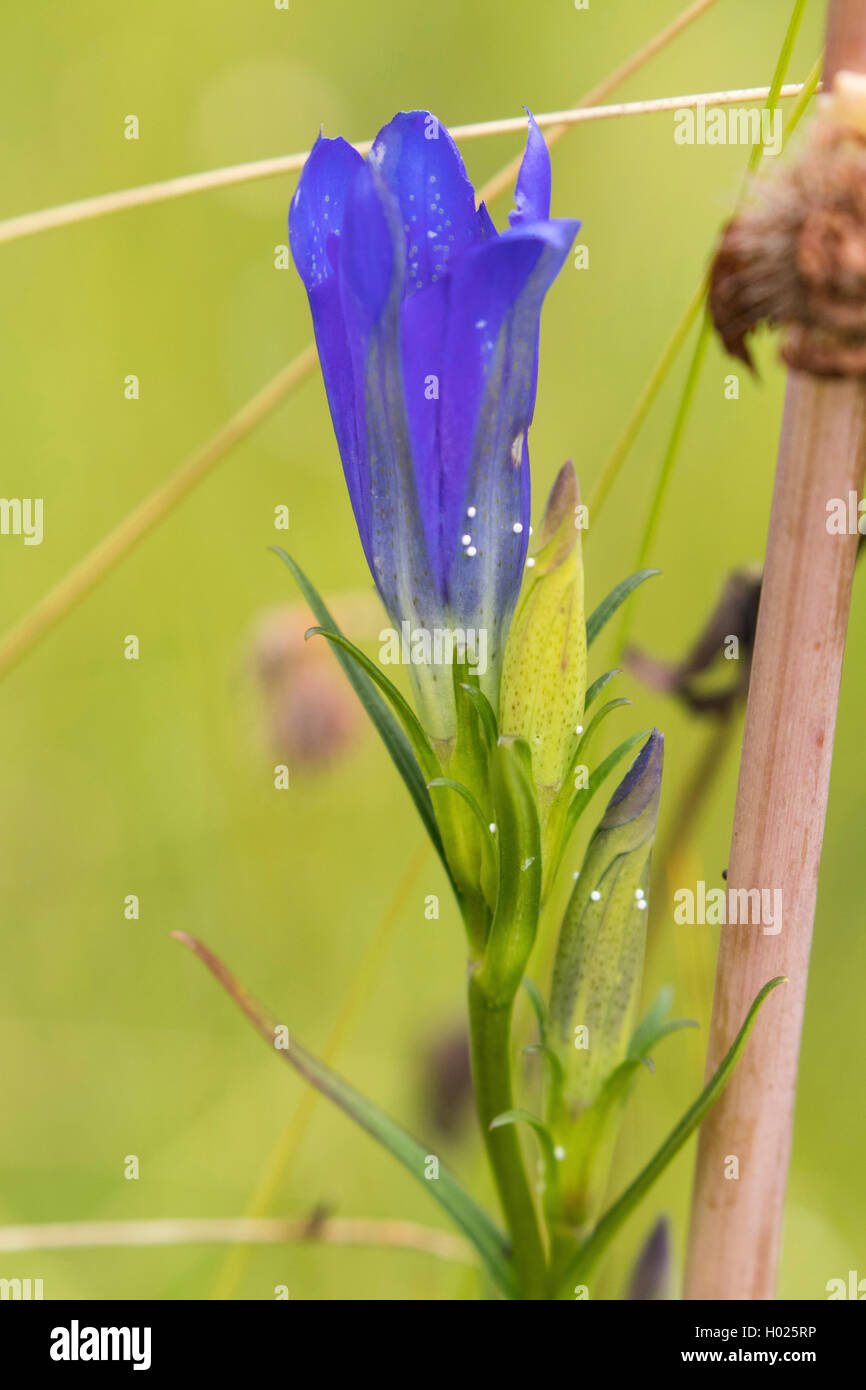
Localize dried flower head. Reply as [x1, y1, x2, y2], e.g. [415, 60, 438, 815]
[709, 72, 866, 376]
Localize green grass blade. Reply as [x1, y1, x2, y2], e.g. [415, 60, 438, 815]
[782, 50, 823, 145]
[746, 0, 810, 176]
[173, 929, 517, 1298]
[633, 312, 712, 583]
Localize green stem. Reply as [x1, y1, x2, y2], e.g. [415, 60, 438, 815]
[468, 975, 547, 1299]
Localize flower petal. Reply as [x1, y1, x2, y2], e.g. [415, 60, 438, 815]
[306, 275, 373, 560]
[476, 201, 499, 241]
[509, 111, 552, 228]
[289, 136, 377, 561]
[339, 159, 401, 328]
[339, 164, 440, 631]
[369, 110, 481, 293]
[289, 133, 364, 289]
[436, 219, 581, 688]
[400, 276, 449, 588]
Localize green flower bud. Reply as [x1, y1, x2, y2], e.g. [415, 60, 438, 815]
[549, 729, 664, 1109]
[544, 730, 663, 1232]
[498, 462, 586, 797]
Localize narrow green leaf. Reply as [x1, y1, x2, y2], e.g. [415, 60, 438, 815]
[586, 570, 659, 648]
[563, 976, 786, 1293]
[490, 1107, 551, 1139]
[629, 984, 673, 1049]
[521, 977, 547, 1043]
[172, 929, 517, 1299]
[307, 626, 438, 782]
[451, 677, 497, 825]
[427, 777, 494, 846]
[554, 693, 630, 837]
[269, 549, 450, 881]
[572, 697, 632, 767]
[458, 681, 499, 749]
[597, 1057, 644, 1107]
[630, 1017, 698, 1071]
[627, 984, 697, 1066]
[584, 668, 621, 710]
[523, 1042, 565, 1091]
[476, 738, 542, 1007]
[629, 1016, 698, 1068]
[489, 1109, 558, 1185]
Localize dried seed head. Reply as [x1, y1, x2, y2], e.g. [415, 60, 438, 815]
[709, 72, 866, 377]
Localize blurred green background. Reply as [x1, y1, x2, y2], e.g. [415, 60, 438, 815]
[1, 0, 861, 1300]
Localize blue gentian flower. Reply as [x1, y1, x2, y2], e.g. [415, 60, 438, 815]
[289, 110, 579, 738]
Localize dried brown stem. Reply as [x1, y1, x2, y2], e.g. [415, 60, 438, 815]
[0, 1217, 472, 1265]
[685, 374, 866, 1297]
[685, 3, 866, 1300]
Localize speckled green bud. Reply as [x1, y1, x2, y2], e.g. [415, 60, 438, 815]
[498, 462, 586, 795]
[549, 729, 664, 1108]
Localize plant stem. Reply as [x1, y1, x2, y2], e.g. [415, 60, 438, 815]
[684, 0, 866, 1301]
[685, 373, 866, 1298]
[0, 1216, 474, 1266]
[467, 975, 547, 1298]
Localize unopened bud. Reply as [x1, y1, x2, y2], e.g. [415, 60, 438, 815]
[499, 461, 586, 794]
[549, 729, 664, 1107]
[626, 1216, 672, 1301]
